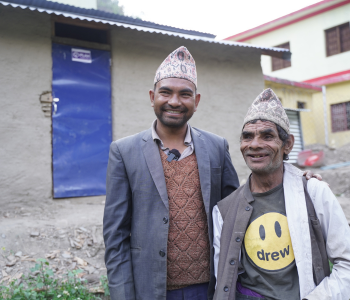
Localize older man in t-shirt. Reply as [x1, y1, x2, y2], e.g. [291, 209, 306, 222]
[213, 89, 350, 300]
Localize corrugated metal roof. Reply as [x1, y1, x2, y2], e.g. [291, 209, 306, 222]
[4, 0, 216, 38]
[0, 0, 291, 59]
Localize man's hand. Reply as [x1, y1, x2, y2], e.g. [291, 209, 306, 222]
[303, 170, 322, 181]
[303, 170, 329, 186]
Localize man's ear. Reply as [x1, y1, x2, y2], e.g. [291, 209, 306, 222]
[194, 93, 201, 112]
[284, 134, 295, 155]
[149, 89, 155, 107]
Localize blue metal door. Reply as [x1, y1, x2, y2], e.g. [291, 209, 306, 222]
[52, 43, 112, 198]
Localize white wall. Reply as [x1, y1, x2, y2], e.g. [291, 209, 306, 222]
[244, 4, 350, 81]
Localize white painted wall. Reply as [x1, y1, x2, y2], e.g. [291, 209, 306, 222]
[243, 4, 350, 81]
[50, 0, 97, 9]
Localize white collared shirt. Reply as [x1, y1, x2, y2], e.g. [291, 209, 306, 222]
[151, 119, 194, 161]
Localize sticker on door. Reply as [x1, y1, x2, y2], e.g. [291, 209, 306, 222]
[72, 48, 92, 63]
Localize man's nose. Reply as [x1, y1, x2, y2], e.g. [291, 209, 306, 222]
[168, 94, 181, 106]
[249, 136, 262, 149]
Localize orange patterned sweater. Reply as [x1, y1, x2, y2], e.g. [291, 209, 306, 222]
[159, 150, 210, 290]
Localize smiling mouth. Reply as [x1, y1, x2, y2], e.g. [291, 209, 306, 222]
[164, 110, 182, 114]
[248, 154, 268, 158]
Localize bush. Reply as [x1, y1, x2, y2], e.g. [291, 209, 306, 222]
[0, 259, 109, 300]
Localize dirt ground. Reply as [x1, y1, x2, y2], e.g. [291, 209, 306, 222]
[306, 142, 350, 166]
[0, 196, 107, 289]
[1, 157, 349, 289]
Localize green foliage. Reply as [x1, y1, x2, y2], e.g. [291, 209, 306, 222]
[0, 259, 109, 300]
[99, 276, 109, 297]
[97, 0, 124, 15]
[329, 260, 334, 272]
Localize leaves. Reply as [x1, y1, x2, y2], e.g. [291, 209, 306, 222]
[1, 258, 109, 299]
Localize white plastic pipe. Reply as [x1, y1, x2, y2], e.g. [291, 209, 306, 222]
[322, 86, 329, 147]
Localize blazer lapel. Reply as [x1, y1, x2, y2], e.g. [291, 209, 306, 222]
[191, 128, 211, 215]
[142, 128, 169, 210]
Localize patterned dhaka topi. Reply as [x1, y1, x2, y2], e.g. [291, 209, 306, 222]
[242, 88, 290, 134]
[154, 46, 197, 87]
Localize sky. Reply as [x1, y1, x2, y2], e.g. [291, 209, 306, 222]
[118, 0, 321, 40]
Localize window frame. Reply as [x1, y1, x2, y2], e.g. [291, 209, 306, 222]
[271, 42, 291, 72]
[330, 101, 350, 132]
[325, 22, 350, 57]
[51, 16, 111, 51]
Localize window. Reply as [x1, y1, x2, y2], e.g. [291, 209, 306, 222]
[325, 22, 350, 57]
[271, 42, 291, 71]
[297, 101, 306, 109]
[54, 22, 109, 44]
[331, 101, 350, 132]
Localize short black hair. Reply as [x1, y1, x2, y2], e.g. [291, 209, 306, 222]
[244, 119, 290, 160]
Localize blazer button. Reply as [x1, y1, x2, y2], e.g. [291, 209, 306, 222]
[245, 206, 250, 211]
[159, 250, 165, 257]
[230, 260, 235, 265]
[224, 286, 229, 292]
[163, 217, 168, 224]
[236, 237, 241, 242]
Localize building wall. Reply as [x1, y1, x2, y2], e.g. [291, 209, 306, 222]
[110, 27, 265, 181]
[231, 3, 350, 82]
[0, 5, 265, 205]
[301, 82, 350, 149]
[228, 2, 350, 150]
[0, 6, 53, 204]
[324, 81, 350, 148]
[54, 0, 97, 9]
[264, 82, 317, 145]
[266, 80, 350, 149]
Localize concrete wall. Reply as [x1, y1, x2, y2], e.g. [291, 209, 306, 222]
[322, 82, 350, 148]
[0, 5, 53, 204]
[110, 27, 264, 181]
[0, 5, 264, 205]
[264, 82, 317, 146]
[264, 81, 350, 149]
[295, 82, 350, 149]
[231, 4, 350, 82]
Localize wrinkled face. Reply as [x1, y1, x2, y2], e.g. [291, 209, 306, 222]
[240, 120, 291, 175]
[149, 78, 200, 128]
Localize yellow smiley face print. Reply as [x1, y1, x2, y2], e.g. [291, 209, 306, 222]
[244, 212, 295, 271]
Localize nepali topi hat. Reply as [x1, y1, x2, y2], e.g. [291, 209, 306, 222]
[154, 46, 197, 87]
[243, 88, 290, 134]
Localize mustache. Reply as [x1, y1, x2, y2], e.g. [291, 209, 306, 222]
[161, 105, 188, 113]
[244, 150, 270, 156]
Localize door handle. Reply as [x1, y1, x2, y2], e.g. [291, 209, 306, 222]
[53, 98, 59, 115]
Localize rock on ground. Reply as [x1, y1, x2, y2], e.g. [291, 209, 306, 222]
[0, 196, 107, 290]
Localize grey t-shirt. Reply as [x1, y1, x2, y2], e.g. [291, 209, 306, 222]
[239, 182, 300, 300]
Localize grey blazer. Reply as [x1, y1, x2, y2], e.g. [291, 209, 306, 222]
[103, 127, 239, 300]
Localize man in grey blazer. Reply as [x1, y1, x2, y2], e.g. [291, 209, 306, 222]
[103, 46, 240, 300]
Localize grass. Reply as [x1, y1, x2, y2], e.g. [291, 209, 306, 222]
[0, 259, 110, 300]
